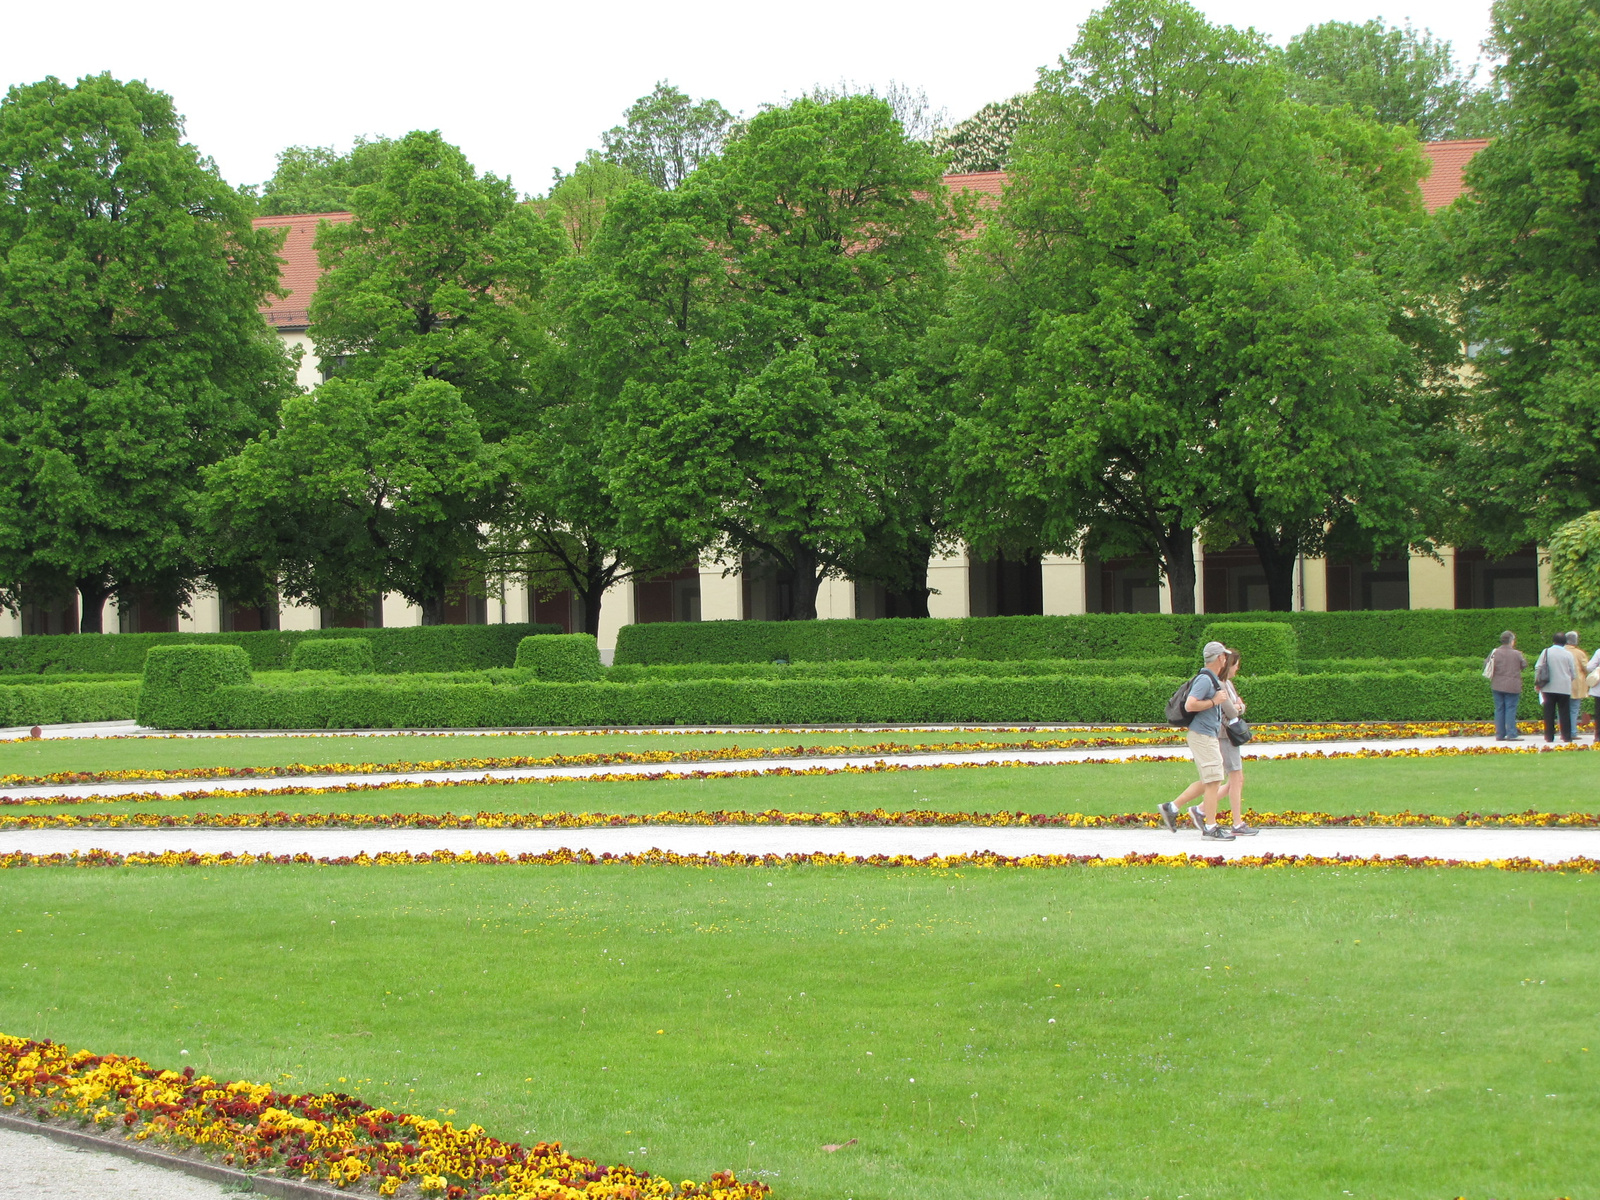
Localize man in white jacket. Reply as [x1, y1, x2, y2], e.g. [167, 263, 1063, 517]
[1534, 632, 1577, 743]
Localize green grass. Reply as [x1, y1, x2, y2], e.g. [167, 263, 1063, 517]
[0, 729, 1176, 777]
[18, 752, 1599, 821]
[1, 864, 1592, 1198]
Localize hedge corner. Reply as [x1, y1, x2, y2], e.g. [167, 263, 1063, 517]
[515, 633, 603, 682]
[137, 644, 253, 729]
[290, 638, 376, 675]
[1199, 621, 1299, 676]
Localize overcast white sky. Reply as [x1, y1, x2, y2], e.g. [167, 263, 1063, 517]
[2, 0, 1496, 197]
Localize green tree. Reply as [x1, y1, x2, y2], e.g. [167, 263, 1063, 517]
[577, 95, 952, 620]
[0, 74, 295, 632]
[540, 151, 639, 254]
[1284, 19, 1488, 141]
[1439, 0, 1600, 553]
[931, 96, 1027, 173]
[1547, 511, 1600, 620]
[602, 82, 733, 190]
[309, 130, 567, 441]
[202, 373, 497, 618]
[947, 0, 1443, 612]
[255, 136, 396, 215]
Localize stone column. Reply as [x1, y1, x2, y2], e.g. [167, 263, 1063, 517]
[595, 576, 636, 665]
[1408, 549, 1456, 610]
[181, 590, 222, 633]
[1040, 554, 1088, 615]
[500, 578, 531, 624]
[816, 575, 856, 620]
[277, 600, 320, 632]
[382, 593, 422, 627]
[926, 548, 969, 619]
[1299, 556, 1328, 612]
[1537, 547, 1558, 607]
[699, 561, 744, 621]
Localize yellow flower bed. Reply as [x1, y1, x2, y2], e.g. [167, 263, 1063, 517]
[0, 1033, 769, 1198]
[0, 848, 1595, 873]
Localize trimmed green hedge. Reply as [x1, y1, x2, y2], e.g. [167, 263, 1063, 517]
[137, 668, 1545, 730]
[0, 673, 139, 686]
[1201, 622, 1297, 675]
[290, 638, 375, 675]
[605, 657, 1193, 682]
[138, 645, 254, 729]
[516, 634, 603, 681]
[0, 681, 142, 727]
[614, 609, 1574, 665]
[0, 624, 560, 676]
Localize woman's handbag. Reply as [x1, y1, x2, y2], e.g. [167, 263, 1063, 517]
[1482, 654, 1495, 681]
[1225, 717, 1253, 746]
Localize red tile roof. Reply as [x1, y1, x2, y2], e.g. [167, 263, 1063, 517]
[253, 211, 352, 330]
[1419, 138, 1490, 213]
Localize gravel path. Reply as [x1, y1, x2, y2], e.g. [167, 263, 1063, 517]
[4, 824, 1596, 863]
[0, 1123, 229, 1199]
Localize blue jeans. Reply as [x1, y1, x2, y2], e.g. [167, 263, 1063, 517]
[1493, 690, 1520, 739]
[1572, 697, 1585, 733]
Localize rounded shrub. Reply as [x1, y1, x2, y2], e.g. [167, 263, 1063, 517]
[1199, 621, 1298, 676]
[515, 633, 603, 681]
[290, 638, 376, 675]
[137, 644, 253, 728]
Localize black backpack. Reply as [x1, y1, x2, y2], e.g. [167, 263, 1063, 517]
[1165, 669, 1219, 727]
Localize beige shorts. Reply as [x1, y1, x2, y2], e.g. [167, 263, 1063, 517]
[1186, 729, 1225, 784]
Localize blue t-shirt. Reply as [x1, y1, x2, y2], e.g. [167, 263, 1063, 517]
[1187, 671, 1221, 737]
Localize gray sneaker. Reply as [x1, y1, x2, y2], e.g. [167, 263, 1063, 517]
[1201, 824, 1236, 841]
[1187, 805, 1207, 833]
[1230, 823, 1259, 836]
[1158, 802, 1179, 833]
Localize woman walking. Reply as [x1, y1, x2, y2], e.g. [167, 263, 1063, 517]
[1486, 630, 1527, 741]
[1218, 649, 1256, 836]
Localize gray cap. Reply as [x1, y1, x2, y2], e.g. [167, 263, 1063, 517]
[1202, 641, 1228, 662]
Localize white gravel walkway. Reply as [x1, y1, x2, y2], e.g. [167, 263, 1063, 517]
[4, 824, 1597, 863]
[0, 1123, 228, 1199]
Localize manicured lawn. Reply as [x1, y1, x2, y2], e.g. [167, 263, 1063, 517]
[0, 729, 1176, 776]
[1, 863, 1592, 1198]
[17, 751, 1600, 821]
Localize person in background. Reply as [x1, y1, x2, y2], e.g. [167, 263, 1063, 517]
[1534, 631, 1576, 744]
[1157, 641, 1234, 841]
[1217, 648, 1256, 836]
[1587, 639, 1600, 745]
[1487, 630, 1527, 742]
[1567, 632, 1588, 737]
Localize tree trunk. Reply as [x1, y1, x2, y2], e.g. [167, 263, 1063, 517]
[1248, 525, 1301, 612]
[579, 573, 605, 638]
[76, 579, 111, 633]
[1155, 530, 1198, 615]
[888, 558, 931, 618]
[783, 545, 822, 621]
[420, 592, 445, 626]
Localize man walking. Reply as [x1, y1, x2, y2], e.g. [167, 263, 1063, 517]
[1534, 632, 1577, 744]
[1158, 641, 1234, 841]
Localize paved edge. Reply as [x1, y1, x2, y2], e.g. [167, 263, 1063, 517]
[0, 1111, 352, 1198]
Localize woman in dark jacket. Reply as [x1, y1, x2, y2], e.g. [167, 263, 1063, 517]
[1487, 630, 1527, 741]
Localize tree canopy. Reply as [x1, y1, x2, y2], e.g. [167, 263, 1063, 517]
[0, 73, 296, 631]
[575, 94, 953, 619]
[931, 97, 1027, 173]
[540, 151, 639, 255]
[1438, 0, 1600, 554]
[945, 0, 1445, 612]
[255, 137, 396, 215]
[602, 82, 733, 190]
[1284, 19, 1498, 141]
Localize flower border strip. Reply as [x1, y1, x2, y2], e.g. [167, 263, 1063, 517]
[0, 848, 1595, 872]
[0, 741, 1591, 814]
[0, 722, 1531, 790]
[0, 1033, 770, 1199]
